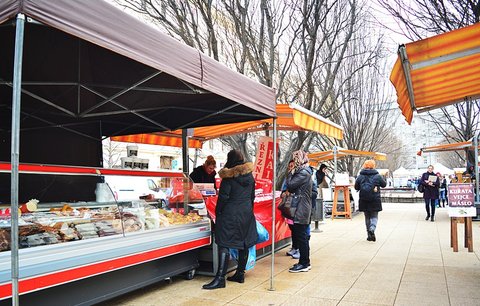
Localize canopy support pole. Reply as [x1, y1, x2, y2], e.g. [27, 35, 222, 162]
[10, 13, 25, 306]
[269, 117, 277, 291]
[182, 129, 190, 215]
[475, 130, 479, 205]
[333, 146, 338, 183]
[398, 45, 416, 111]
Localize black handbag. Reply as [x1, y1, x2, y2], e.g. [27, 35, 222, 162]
[278, 193, 300, 220]
[417, 184, 425, 193]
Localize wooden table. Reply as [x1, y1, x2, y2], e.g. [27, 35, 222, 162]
[331, 185, 351, 219]
[450, 217, 473, 252]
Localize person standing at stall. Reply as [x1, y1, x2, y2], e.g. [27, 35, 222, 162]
[285, 150, 313, 273]
[420, 165, 440, 222]
[202, 150, 257, 290]
[282, 160, 299, 259]
[316, 163, 329, 207]
[355, 159, 387, 242]
[189, 155, 217, 184]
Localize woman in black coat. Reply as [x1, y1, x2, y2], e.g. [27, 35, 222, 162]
[189, 155, 217, 185]
[354, 159, 387, 242]
[420, 165, 440, 222]
[202, 149, 257, 290]
[285, 150, 312, 273]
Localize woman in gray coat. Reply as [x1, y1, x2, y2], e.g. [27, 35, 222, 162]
[285, 150, 312, 273]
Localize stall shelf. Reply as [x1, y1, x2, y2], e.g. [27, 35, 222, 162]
[0, 162, 210, 305]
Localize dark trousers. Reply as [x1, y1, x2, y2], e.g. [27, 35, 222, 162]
[288, 224, 298, 249]
[291, 223, 310, 266]
[424, 198, 436, 217]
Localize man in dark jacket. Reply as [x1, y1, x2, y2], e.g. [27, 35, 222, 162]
[286, 150, 312, 273]
[420, 164, 440, 222]
[202, 150, 257, 290]
[354, 159, 387, 242]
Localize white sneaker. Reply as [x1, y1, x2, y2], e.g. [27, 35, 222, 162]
[291, 249, 300, 259]
[286, 248, 298, 256]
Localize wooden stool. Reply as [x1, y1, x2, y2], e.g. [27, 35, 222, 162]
[450, 217, 473, 252]
[331, 186, 351, 219]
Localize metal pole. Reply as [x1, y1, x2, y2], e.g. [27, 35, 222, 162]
[11, 13, 25, 306]
[333, 146, 338, 184]
[182, 129, 189, 215]
[474, 130, 479, 204]
[332, 146, 337, 207]
[269, 117, 277, 291]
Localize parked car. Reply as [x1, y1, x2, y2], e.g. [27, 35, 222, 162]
[104, 176, 168, 208]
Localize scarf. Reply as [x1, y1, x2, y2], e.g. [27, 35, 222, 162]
[291, 150, 309, 174]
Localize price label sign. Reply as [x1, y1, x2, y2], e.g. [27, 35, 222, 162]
[448, 183, 476, 217]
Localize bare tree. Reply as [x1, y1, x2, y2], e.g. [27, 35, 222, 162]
[114, 0, 220, 59]
[115, 0, 397, 186]
[114, 0, 291, 160]
[103, 139, 123, 168]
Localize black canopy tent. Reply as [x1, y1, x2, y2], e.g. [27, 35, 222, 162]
[0, 0, 275, 165]
[0, 0, 277, 303]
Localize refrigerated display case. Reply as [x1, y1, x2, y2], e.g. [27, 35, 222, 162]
[0, 162, 211, 305]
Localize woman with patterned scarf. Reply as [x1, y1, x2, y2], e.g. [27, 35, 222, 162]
[285, 150, 313, 272]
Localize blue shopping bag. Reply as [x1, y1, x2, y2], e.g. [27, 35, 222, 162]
[229, 245, 257, 271]
[256, 220, 269, 243]
[245, 245, 256, 270]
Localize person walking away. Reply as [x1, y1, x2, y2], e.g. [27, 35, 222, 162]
[285, 150, 313, 273]
[190, 155, 217, 185]
[282, 160, 299, 259]
[202, 150, 257, 289]
[354, 159, 387, 242]
[420, 165, 440, 222]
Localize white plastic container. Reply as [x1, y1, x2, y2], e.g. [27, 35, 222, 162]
[133, 157, 142, 169]
[141, 158, 149, 170]
[121, 157, 133, 169]
[126, 145, 138, 157]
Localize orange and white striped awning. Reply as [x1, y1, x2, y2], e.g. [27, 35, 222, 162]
[111, 103, 344, 147]
[110, 133, 204, 149]
[419, 141, 480, 154]
[390, 22, 480, 124]
[308, 148, 386, 167]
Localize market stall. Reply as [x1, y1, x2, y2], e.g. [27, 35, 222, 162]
[111, 103, 345, 286]
[308, 147, 387, 214]
[419, 138, 480, 218]
[1, 1, 276, 304]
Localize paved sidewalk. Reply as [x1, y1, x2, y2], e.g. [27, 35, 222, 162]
[100, 203, 480, 306]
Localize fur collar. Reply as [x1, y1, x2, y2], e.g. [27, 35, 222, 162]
[218, 162, 254, 179]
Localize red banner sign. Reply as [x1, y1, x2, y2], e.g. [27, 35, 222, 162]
[253, 136, 277, 181]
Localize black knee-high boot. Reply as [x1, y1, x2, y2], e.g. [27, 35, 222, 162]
[227, 249, 247, 283]
[203, 248, 229, 289]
